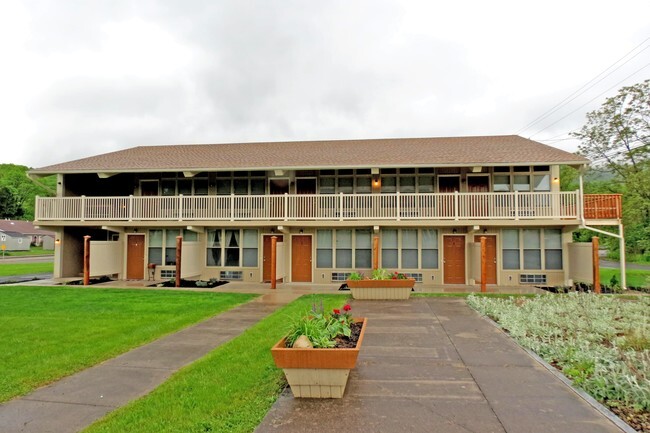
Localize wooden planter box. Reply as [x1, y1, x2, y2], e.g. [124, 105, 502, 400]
[346, 279, 415, 300]
[271, 318, 367, 398]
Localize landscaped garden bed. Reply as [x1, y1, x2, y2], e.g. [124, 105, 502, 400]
[155, 278, 228, 288]
[467, 293, 650, 432]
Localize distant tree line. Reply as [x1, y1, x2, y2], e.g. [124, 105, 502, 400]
[0, 164, 56, 220]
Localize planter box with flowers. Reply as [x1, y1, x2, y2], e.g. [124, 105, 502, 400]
[271, 303, 367, 398]
[346, 268, 416, 300]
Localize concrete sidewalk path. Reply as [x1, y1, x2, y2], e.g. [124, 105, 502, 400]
[0, 292, 299, 433]
[257, 298, 625, 433]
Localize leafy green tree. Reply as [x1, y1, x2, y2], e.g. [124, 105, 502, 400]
[0, 164, 55, 220]
[572, 79, 650, 257]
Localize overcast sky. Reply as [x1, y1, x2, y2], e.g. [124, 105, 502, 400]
[1, 1, 649, 168]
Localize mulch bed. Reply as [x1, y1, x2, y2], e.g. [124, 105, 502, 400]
[66, 276, 113, 285]
[609, 404, 649, 432]
[157, 279, 228, 288]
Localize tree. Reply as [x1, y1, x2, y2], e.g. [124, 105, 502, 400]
[0, 186, 25, 219]
[572, 79, 650, 257]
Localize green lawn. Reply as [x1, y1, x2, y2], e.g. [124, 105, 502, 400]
[84, 294, 349, 433]
[0, 262, 54, 276]
[600, 268, 650, 288]
[0, 286, 256, 402]
[2, 246, 54, 257]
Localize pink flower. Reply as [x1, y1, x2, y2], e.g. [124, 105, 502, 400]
[343, 304, 351, 312]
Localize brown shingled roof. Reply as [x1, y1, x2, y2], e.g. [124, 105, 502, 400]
[30, 135, 588, 174]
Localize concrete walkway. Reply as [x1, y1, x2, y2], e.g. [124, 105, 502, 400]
[257, 298, 625, 433]
[0, 292, 299, 433]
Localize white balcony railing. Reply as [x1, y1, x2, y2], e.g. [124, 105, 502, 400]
[35, 191, 581, 222]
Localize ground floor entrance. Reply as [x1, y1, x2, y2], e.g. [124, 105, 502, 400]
[443, 235, 466, 284]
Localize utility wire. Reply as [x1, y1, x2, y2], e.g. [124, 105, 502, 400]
[529, 61, 650, 138]
[517, 37, 650, 135]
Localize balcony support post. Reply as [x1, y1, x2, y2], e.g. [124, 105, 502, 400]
[592, 236, 600, 294]
[284, 193, 289, 221]
[175, 236, 182, 288]
[83, 235, 91, 286]
[454, 191, 459, 220]
[271, 236, 278, 289]
[230, 194, 235, 221]
[373, 235, 379, 270]
[128, 195, 133, 221]
[480, 236, 487, 293]
[514, 191, 519, 220]
[339, 192, 344, 221]
[81, 195, 86, 222]
[178, 194, 183, 221]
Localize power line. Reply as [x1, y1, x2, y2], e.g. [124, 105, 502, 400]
[517, 37, 650, 135]
[528, 61, 650, 138]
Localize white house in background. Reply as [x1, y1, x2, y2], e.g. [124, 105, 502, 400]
[28, 135, 624, 287]
[0, 230, 31, 251]
[0, 220, 56, 250]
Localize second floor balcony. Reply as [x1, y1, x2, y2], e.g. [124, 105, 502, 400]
[33, 191, 621, 224]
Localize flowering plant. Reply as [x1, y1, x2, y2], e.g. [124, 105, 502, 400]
[368, 268, 408, 280]
[285, 302, 354, 348]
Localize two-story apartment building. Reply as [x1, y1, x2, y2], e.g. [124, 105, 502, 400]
[29, 135, 623, 288]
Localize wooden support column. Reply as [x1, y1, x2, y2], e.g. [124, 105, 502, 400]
[480, 236, 487, 293]
[271, 236, 277, 289]
[175, 236, 182, 288]
[592, 236, 600, 294]
[83, 235, 91, 286]
[372, 236, 379, 270]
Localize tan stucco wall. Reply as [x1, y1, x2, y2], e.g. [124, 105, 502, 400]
[89, 240, 123, 277]
[180, 242, 202, 278]
[568, 242, 594, 284]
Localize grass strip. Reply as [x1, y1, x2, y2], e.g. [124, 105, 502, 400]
[0, 286, 255, 402]
[1, 246, 54, 257]
[83, 294, 349, 433]
[0, 262, 54, 276]
[600, 268, 650, 288]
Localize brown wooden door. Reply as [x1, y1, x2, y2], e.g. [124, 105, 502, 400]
[291, 235, 312, 282]
[443, 235, 465, 284]
[439, 176, 460, 217]
[127, 234, 145, 279]
[474, 235, 497, 284]
[263, 235, 283, 282]
[467, 176, 490, 217]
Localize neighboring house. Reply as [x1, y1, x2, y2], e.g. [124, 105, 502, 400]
[0, 230, 31, 251]
[0, 220, 56, 249]
[28, 135, 623, 287]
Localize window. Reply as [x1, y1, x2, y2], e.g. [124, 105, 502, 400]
[206, 229, 259, 267]
[316, 230, 333, 267]
[513, 175, 530, 192]
[381, 229, 398, 268]
[502, 228, 562, 270]
[421, 229, 438, 269]
[355, 229, 372, 268]
[159, 175, 209, 195]
[493, 175, 510, 192]
[215, 172, 266, 195]
[148, 229, 198, 266]
[544, 229, 562, 270]
[502, 229, 520, 270]
[316, 229, 374, 269]
[242, 229, 258, 267]
[207, 230, 221, 266]
[401, 229, 418, 268]
[336, 229, 352, 268]
[381, 176, 397, 193]
[533, 175, 550, 191]
[381, 228, 437, 269]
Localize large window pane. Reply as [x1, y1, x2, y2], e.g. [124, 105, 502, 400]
[401, 229, 418, 268]
[206, 248, 221, 266]
[544, 229, 562, 249]
[382, 250, 398, 268]
[183, 230, 198, 242]
[382, 229, 397, 248]
[149, 230, 163, 247]
[206, 229, 221, 266]
[336, 230, 352, 248]
[418, 176, 434, 193]
[493, 175, 510, 192]
[242, 229, 258, 267]
[234, 179, 248, 195]
[400, 176, 416, 193]
[356, 177, 371, 193]
[243, 230, 258, 248]
[523, 229, 540, 248]
[250, 179, 265, 195]
[356, 229, 372, 248]
[225, 230, 240, 266]
[317, 250, 332, 268]
[316, 230, 333, 268]
[402, 249, 418, 268]
[503, 229, 518, 248]
[319, 177, 335, 194]
[355, 250, 372, 268]
[545, 250, 562, 270]
[338, 177, 353, 194]
[381, 176, 397, 193]
[148, 248, 162, 265]
[216, 179, 231, 195]
[513, 175, 530, 192]
[533, 174, 550, 191]
[402, 229, 417, 248]
[336, 249, 352, 268]
[422, 249, 438, 269]
[178, 179, 192, 195]
[243, 249, 257, 267]
[503, 250, 520, 269]
[523, 250, 541, 269]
